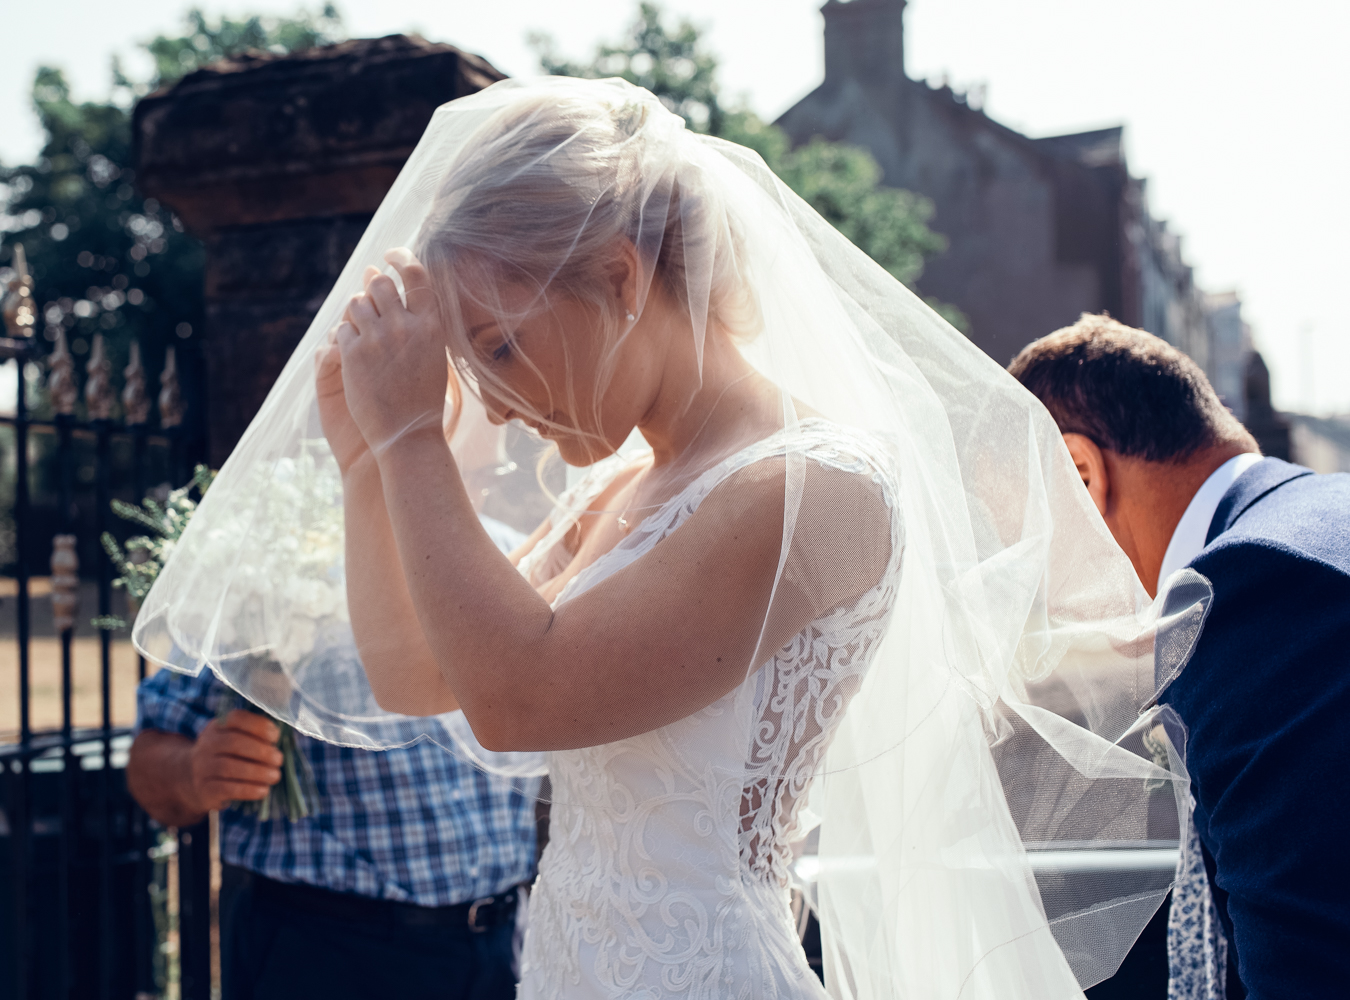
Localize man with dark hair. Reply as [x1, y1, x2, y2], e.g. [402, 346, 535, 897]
[1009, 314, 1350, 999]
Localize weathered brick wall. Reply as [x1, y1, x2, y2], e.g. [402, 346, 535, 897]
[134, 35, 505, 465]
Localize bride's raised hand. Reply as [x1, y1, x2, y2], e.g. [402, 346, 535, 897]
[335, 248, 448, 459]
[317, 265, 396, 473]
[315, 319, 368, 475]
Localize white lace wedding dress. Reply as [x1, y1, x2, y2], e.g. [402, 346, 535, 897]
[514, 420, 903, 999]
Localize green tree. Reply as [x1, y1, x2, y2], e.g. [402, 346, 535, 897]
[0, 5, 345, 421]
[532, 2, 964, 327]
[1, 65, 207, 418]
[532, 2, 723, 134]
[139, 3, 343, 92]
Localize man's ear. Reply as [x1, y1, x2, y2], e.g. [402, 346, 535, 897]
[1062, 433, 1109, 516]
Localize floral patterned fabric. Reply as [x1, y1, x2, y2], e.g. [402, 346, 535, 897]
[1168, 797, 1227, 1000]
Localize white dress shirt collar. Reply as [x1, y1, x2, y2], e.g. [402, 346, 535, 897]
[1156, 452, 1265, 591]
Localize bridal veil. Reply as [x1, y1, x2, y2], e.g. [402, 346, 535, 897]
[134, 77, 1210, 996]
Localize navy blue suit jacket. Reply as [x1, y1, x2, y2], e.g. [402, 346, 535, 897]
[1162, 458, 1350, 998]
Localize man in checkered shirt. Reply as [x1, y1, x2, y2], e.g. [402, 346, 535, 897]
[127, 518, 540, 1000]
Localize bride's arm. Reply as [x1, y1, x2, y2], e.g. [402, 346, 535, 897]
[373, 427, 888, 751]
[337, 252, 892, 750]
[315, 317, 456, 715]
[341, 453, 459, 715]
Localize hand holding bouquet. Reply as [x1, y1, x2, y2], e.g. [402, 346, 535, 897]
[213, 693, 318, 821]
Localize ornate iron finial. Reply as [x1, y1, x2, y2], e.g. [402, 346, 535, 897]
[2, 243, 37, 339]
[50, 534, 80, 634]
[158, 344, 183, 428]
[85, 333, 115, 420]
[47, 328, 79, 415]
[122, 340, 150, 425]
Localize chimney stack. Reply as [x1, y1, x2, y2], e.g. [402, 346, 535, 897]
[822, 0, 908, 90]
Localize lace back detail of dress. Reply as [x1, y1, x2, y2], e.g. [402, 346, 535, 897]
[735, 432, 903, 886]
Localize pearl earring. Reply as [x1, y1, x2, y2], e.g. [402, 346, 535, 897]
[625, 310, 636, 322]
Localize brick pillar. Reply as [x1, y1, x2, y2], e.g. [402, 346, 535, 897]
[133, 35, 505, 466]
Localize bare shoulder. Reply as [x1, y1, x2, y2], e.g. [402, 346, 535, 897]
[689, 447, 892, 522]
[678, 434, 898, 605]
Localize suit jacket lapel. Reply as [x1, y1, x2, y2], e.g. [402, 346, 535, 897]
[1206, 457, 1314, 545]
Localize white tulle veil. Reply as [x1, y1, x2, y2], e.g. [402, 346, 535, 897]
[134, 76, 1210, 995]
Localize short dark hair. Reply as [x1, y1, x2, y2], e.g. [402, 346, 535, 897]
[1008, 314, 1256, 462]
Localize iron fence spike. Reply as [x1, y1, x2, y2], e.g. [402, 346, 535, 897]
[86, 333, 115, 420]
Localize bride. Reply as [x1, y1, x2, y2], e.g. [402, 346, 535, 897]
[135, 78, 1209, 999]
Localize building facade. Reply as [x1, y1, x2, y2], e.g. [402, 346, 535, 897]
[1289, 414, 1350, 474]
[1204, 291, 1252, 420]
[776, 0, 1242, 386]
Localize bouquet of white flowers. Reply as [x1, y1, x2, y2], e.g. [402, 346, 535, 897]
[188, 440, 349, 671]
[99, 462, 324, 821]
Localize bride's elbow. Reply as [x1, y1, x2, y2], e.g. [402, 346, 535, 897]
[368, 681, 424, 716]
[462, 706, 535, 753]
[466, 714, 512, 753]
[367, 677, 433, 716]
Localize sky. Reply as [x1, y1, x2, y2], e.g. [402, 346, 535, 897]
[2, 0, 1347, 414]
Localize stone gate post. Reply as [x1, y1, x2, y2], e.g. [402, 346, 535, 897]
[134, 35, 505, 465]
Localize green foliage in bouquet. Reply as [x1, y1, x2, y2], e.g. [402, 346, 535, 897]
[98, 465, 318, 821]
[92, 464, 216, 629]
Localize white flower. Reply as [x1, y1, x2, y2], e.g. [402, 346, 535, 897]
[273, 616, 318, 670]
[181, 439, 351, 668]
[288, 577, 341, 619]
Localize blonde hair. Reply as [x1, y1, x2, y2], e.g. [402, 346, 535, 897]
[414, 85, 760, 456]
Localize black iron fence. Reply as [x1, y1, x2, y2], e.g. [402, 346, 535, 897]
[2, 259, 213, 999]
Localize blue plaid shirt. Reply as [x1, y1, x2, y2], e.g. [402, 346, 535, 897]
[137, 668, 540, 906]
